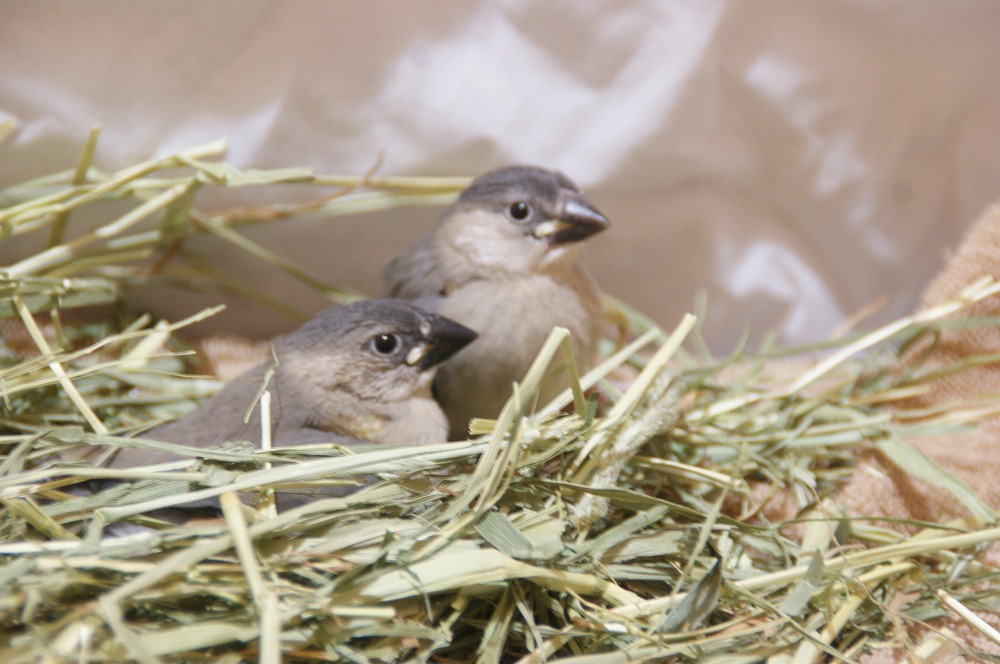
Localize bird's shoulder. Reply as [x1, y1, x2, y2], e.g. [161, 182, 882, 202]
[383, 232, 453, 299]
[141, 365, 289, 446]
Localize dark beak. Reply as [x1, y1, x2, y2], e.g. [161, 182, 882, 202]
[419, 315, 478, 369]
[534, 189, 610, 245]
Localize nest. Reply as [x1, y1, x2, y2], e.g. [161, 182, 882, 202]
[1, 125, 999, 662]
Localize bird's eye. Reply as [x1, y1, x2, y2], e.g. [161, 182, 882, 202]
[370, 334, 399, 355]
[508, 201, 530, 221]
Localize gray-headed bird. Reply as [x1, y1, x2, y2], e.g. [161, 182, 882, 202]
[108, 299, 477, 470]
[384, 166, 610, 436]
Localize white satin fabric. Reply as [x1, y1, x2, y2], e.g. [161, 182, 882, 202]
[3, 1, 1000, 349]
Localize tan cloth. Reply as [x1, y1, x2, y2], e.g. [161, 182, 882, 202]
[841, 203, 1000, 526]
[847, 202, 1000, 662]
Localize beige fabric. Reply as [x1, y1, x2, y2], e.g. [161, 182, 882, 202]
[5, 3, 1000, 349]
[912, 202, 1000, 404]
[848, 202, 1000, 662]
[841, 202, 1000, 527]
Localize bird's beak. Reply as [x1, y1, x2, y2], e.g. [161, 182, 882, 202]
[409, 314, 478, 369]
[532, 190, 610, 244]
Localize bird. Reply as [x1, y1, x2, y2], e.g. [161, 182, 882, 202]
[106, 299, 478, 470]
[383, 165, 610, 436]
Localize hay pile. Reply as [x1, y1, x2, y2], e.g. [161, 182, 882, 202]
[1, 127, 998, 662]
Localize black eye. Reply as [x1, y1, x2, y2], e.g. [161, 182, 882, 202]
[508, 201, 530, 221]
[371, 334, 399, 355]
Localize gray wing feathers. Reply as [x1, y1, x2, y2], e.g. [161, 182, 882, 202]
[383, 235, 448, 300]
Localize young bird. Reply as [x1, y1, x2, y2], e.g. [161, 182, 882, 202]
[384, 166, 610, 436]
[107, 300, 477, 469]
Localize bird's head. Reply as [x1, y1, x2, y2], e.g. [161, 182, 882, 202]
[439, 166, 610, 276]
[279, 300, 477, 435]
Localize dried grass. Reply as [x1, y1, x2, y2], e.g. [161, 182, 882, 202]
[1, 128, 998, 662]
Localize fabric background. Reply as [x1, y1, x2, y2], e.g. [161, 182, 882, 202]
[4, 4, 1000, 658]
[3, 1, 1000, 351]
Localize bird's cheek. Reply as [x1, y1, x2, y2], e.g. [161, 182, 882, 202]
[454, 229, 533, 273]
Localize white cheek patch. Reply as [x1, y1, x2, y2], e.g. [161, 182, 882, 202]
[406, 345, 427, 366]
[533, 220, 560, 239]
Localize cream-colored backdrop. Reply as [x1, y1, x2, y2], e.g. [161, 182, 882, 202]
[3, 1, 1000, 351]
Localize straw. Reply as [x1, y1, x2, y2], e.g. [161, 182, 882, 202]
[2, 133, 999, 662]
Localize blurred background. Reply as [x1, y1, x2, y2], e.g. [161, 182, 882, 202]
[3, 1, 1000, 352]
